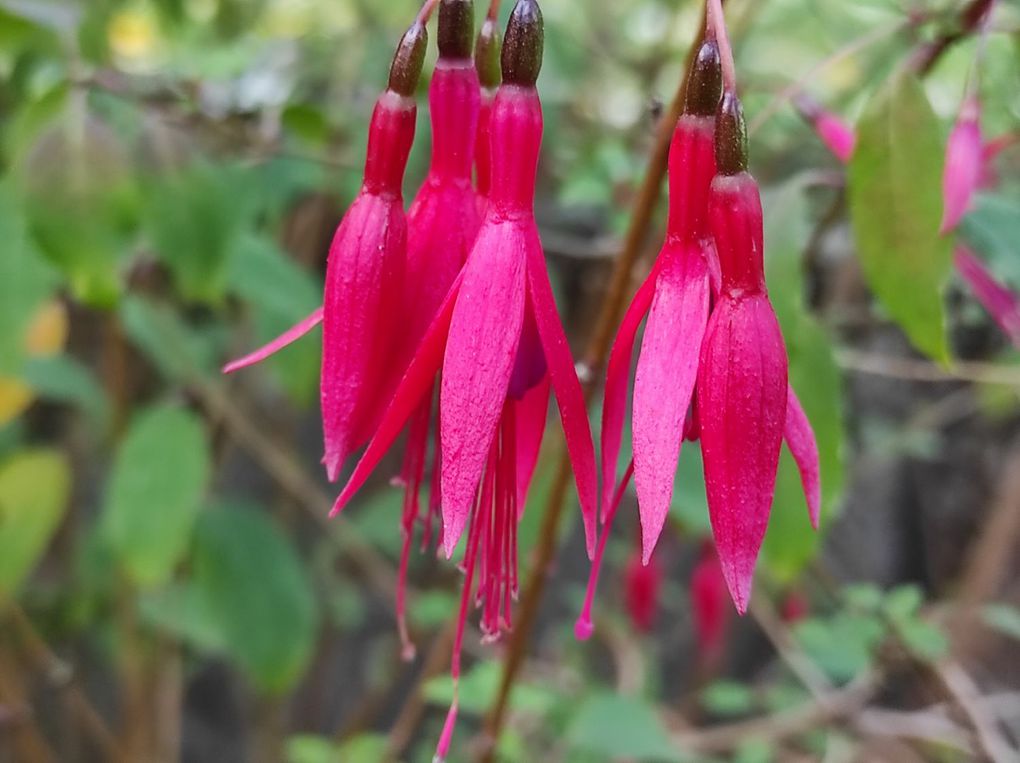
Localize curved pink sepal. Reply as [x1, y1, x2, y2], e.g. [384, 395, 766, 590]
[955, 246, 1020, 348]
[599, 260, 660, 523]
[524, 232, 600, 558]
[439, 222, 528, 556]
[632, 244, 710, 563]
[784, 386, 821, 530]
[330, 274, 463, 518]
[941, 101, 983, 234]
[222, 307, 323, 374]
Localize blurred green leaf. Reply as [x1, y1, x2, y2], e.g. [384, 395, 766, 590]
[848, 72, 951, 362]
[226, 233, 321, 403]
[145, 161, 259, 304]
[0, 180, 58, 374]
[960, 192, 1020, 286]
[895, 619, 948, 662]
[701, 680, 755, 717]
[424, 660, 558, 717]
[138, 585, 228, 653]
[24, 355, 109, 426]
[102, 405, 210, 588]
[120, 295, 223, 381]
[843, 583, 884, 612]
[883, 584, 923, 621]
[982, 603, 1020, 641]
[192, 504, 318, 694]
[566, 692, 683, 762]
[795, 613, 884, 682]
[0, 449, 70, 598]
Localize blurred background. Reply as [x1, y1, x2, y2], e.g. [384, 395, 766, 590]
[2, 0, 1020, 761]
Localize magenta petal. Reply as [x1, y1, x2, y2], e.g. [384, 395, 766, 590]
[439, 222, 527, 556]
[955, 245, 1020, 348]
[329, 274, 463, 518]
[941, 102, 983, 234]
[515, 375, 551, 512]
[632, 245, 710, 563]
[599, 261, 660, 522]
[524, 232, 600, 558]
[222, 307, 323, 374]
[784, 386, 822, 530]
[698, 297, 788, 614]
[816, 113, 856, 163]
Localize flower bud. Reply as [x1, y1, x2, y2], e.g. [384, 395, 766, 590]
[438, 0, 474, 60]
[475, 16, 502, 89]
[714, 90, 748, 175]
[388, 20, 428, 97]
[683, 40, 723, 117]
[501, 0, 543, 88]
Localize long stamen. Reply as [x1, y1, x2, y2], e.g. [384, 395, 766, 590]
[574, 459, 636, 641]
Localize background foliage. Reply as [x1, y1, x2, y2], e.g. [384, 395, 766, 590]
[2, 0, 1020, 761]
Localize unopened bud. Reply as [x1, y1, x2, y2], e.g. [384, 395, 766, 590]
[501, 0, 543, 87]
[438, 0, 474, 60]
[388, 21, 428, 97]
[715, 90, 748, 175]
[475, 16, 502, 89]
[684, 40, 723, 117]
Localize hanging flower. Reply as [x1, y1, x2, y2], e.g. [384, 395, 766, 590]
[942, 96, 983, 234]
[691, 541, 729, 663]
[624, 542, 663, 633]
[222, 10, 431, 482]
[578, 1, 821, 634]
[393, 0, 484, 660]
[326, 2, 598, 756]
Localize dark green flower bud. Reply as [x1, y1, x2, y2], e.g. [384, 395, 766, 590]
[475, 16, 502, 89]
[388, 20, 428, 97]
[501, 0, 543, 87]
[715, 90, 748, 175]
[683, 40, 723, 117]
[439, 0, 474, 60]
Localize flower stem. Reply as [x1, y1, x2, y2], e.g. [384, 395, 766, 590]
[479, 6, 719, 757]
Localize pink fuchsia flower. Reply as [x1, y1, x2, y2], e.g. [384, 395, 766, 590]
[624, 541, 662, 633]
[223, 13, 430, 481]
[691, 541, 729, 664]
[941, 97, 983, 234]
[955, 245, 1020, 347]
[780, 589, 810, 623]
[327, 2, 597, 755]
[698, 86, 789, 614]
[393, 0, 484, 660]
[794, 94, 856, 163]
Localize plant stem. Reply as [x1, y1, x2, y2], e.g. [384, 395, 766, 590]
[910, 0, 996, 74]
[478, 9, 715, 757]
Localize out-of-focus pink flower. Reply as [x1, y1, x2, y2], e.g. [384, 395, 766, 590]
[955, 246, 1020, 347]
[691, 541, 729, 662]
[780, 589, 810, 623]
[795, 95, 856, 163]
[327, 4, 597, 756]
[222, 17, 428, 481]
[624, 544, 662, 633]
[941, 97, 983, 234]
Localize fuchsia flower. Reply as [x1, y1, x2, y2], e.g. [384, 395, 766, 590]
[578, 2, 821, 634]
[624, 543, 662, 633]
[794, 95, 855, 164]
[800, 95, 1020, 350]
[942, 97, 983, 234]
[691, 541, 729, 663]
[327, 2, 598, 755]
[223, 13, 430, 481]
[393, 0, 484, 659]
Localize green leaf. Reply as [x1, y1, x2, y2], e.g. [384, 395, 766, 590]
[144, 161, 258, 304]
[0, 450, 71, 598]
[982, 603, 1020, 641]
[848, 73, 952, 362]
[960, 193, 1020, 287]
[567, 692, 683, 762]
[120, 295, 222, 382]
[0, 181, 57, 375]
[795, 614, 884, 682]
[226, 234, 321, 404]
[191, 504, 318, 694]
[24, 355, 109, 426]
[101, 405, 211, 588]
[138, 585, 228, 653]
[883, 584, 923, 621]
[701, 681, 755, 717]
[424, 661, 559, 717]
[895, 619, 948, 662]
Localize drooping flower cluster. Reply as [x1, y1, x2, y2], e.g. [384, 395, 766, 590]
[576, 1, 822, 637]
[226, 0, 596, 755]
